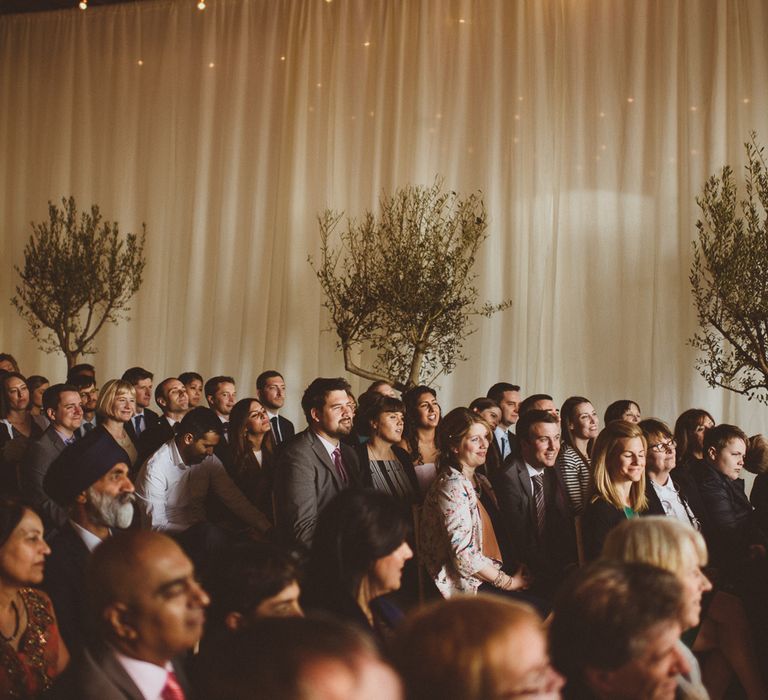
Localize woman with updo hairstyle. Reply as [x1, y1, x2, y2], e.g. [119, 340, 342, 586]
[604, 517, 767, 700]
[227, 397, 277, 523]
[95, 379, 138, 467]
[674, 408, 715, 473]
[400, 385, 441, 495]
[393, 596, 563, 700]
[582, 420, 648, 561]
[603, 399, 641, 424]
[354, 394, 418, 505]
[419, 408, 529, 599]
[556, 396, 598, 515]
[0, 498, 69, 697]
[303, 488, 413, 640]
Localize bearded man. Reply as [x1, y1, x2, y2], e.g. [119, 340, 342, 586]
[43, 429, 136, 653]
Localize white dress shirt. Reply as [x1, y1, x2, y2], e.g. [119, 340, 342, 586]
[136, 438, 269, 532]
[494, 426, 511, 460]
[70, 520, 107, 552]
[114, 650, 172, 700]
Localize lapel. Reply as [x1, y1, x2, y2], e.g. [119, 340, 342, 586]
[93, 646, 146, 700]
[515, 460, 533, 501]
[308, 430, 343, 489]
[44, 426, 67, 454]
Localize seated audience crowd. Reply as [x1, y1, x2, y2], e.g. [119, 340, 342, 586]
[0, 349, 767, 699]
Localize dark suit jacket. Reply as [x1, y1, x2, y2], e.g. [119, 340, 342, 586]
[124, 407, 160, 446]
[42, 521, 92, 653]
[134, 414, 175, 471]
[490, 457, 577, 594]
[582, 498, 626, 561]
[20, 425, 69, 531]
[50, 644, 192, 700]
[355, 442, 419, 503]
[270, 414, 295, 446]
[273, 428, 360, 549]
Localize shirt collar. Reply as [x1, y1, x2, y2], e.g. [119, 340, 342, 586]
[113, 649, 173, 700]
[69, 520, 108, 552]
[315, 431, 339, 459]
[525, 461, 544, 478]
[170, 439, 189, 469]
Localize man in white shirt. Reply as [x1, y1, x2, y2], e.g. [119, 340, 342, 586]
[52, 530, 207, 700]
[135, 406, 271, 563]
[42, 429, 135, 653]
[487, 381, 521, 461]
[257, 370, 295, 446]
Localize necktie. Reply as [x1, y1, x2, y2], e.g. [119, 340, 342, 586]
[65, 436, 76, 445]
[270, 416, 283, 443]
[222, 421, 229, 442]
[161, 670, 186, 700]
[82, 421, 93, 434]
[499, 434, 508, 459]
[331, 446, 348, 486]
[532, 473, 546, 536]
[133, 414, 143, 435]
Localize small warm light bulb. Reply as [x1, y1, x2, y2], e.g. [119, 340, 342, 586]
[79, 1, 87, 9]
[137, 59, 144, 66]
[197, 0, 206, 9]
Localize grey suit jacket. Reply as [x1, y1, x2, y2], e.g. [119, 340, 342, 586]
[20, 425, 68, 531]
[273, 428, 359, 548]
[50, 645, 191, 700]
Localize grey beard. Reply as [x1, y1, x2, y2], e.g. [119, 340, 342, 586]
[87, 487, 134, 529]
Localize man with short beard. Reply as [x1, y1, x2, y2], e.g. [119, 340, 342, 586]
[42, 429, 136, 653]
[274, 377, 360, 548]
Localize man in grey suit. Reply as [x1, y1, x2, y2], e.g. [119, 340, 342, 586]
[273, 377, 359, 548]
[50, 530, 206, 699]
[490, 409, 577, 599]
[20, 383, 83, 531]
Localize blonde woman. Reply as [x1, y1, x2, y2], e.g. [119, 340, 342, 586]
[604, 517, 767, 700]
[95, 379, 138, 467]
[582, 420, 647, 560]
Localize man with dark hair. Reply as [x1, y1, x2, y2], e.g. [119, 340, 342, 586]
[20, 383, 83, 531]
[204, 541, 303, 644]
[195, 616, 402, 700]
[490, 409, 576, 598]
[179, 371, 204, 408]
[205, 375, 236, 442]
[72, 374, 100, 437]
[273, 377, 360, 548]
[66, 362, 95, 385]
[256, 370, 295, 446]
[42, 430, 135, 653]
[121, 366, 158, 444]
[518, 393, 559, 419]
[135, 406, 271, 562]
[549, 561, 689, 699]
[135, 377, 189, 466]
[487, 381, 521, 461]
[51, 530, 207, 699]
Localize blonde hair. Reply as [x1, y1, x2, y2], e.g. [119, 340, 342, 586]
[745, 434, 768, 475]
[602, 516, 707, 572]
[394, 595, 543, 700]
[96, 379, 136, 420]
[590, 420, 648, 512]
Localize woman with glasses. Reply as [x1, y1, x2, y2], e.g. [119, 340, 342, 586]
[639, 419, 707, 533]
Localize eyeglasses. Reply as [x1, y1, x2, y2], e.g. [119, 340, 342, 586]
[650, 439, 676, 453]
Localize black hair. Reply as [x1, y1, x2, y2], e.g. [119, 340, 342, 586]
[0, 498, 28, 549]
[177, 406, 223, 440]
[486, 382, 520, 403]
[518, 393, 554, 417]
[179, 371, 203, 386]
[256, 370, 283, 392]
[205, 376, 236, 401]
[42, 383, 79, 414]
[604, 399, 640, 425]
[121, 366, 153, 385]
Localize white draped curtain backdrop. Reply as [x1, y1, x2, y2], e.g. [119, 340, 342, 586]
[2, 0, 768, 434]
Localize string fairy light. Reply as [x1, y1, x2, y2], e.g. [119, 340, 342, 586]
[197, 0, 206, 9]
[78, 0, 87, 9]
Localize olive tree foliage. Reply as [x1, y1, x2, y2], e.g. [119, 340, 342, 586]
[309, 180, 512, 391]
[689, 133, 768, 403]
[11, 197, 146, 370]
